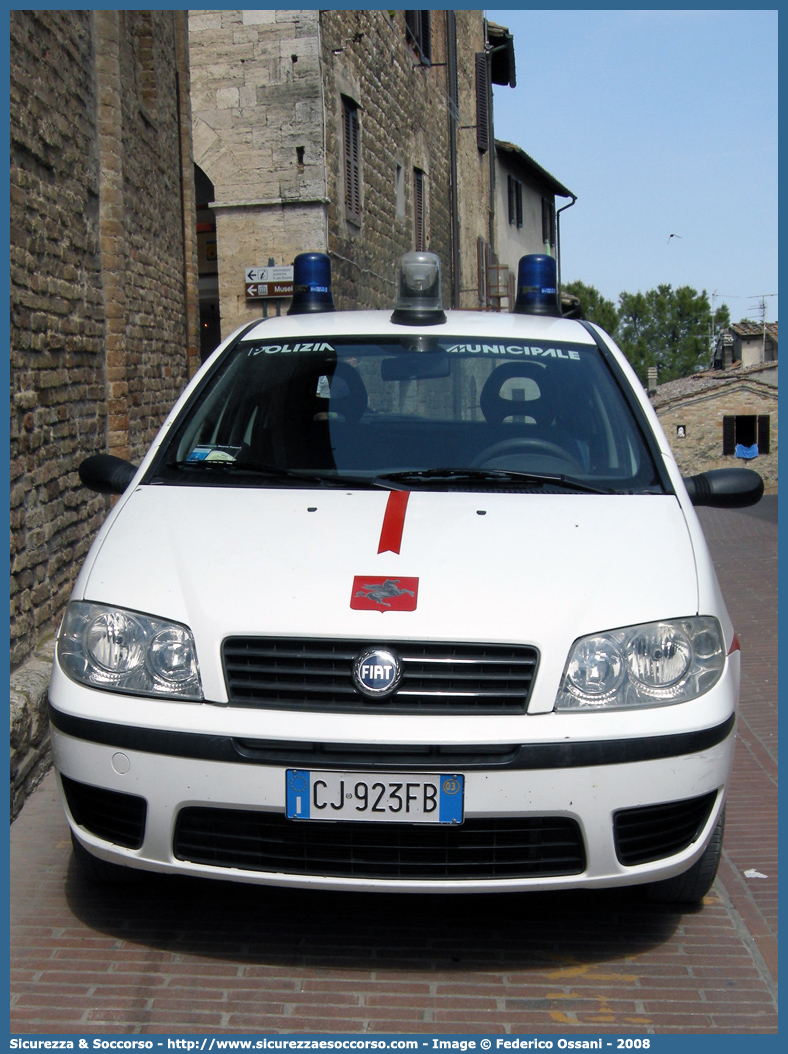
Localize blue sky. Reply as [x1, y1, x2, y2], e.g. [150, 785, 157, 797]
[487, 8, 778, 323]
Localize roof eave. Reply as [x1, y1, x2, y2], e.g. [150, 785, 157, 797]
[495, 139, 574, 199]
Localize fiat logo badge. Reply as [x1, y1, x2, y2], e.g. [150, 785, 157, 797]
[352, 648, 403, 699]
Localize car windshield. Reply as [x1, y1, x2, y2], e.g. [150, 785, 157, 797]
[152, 335, 663, 493]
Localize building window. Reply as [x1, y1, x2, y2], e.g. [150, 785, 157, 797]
[342, 96, 361, 224]
[508, 176, 523, 228]
[542, 197, 556, 249]
[475, 53, 490, 153]
[723, 414, 770, 457]
[413, 168, 426, 250]
[405, 11, 431, 64]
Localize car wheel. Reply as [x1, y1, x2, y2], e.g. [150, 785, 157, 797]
[643, 807, 725, 905]
[70, 831, 141, 884]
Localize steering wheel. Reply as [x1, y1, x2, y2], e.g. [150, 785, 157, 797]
[470, 437, 583, 472]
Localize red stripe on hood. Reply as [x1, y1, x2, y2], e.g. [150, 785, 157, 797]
[378, 491, 410, 554]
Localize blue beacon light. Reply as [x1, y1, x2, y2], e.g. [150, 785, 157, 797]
[513, 254, 561, 317]
[287, 252, 336, 315]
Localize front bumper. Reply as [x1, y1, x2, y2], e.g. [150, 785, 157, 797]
[50, 692, 735, 893]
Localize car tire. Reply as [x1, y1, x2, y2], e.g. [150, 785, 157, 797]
[70, 831, 141, 884]
[643, 807, 725, 905]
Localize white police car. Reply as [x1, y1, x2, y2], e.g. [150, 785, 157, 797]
[50, 251, 763, 902]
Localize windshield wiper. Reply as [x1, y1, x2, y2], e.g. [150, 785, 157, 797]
[375, 468, 615, 494]
[164, 460, 613, 494]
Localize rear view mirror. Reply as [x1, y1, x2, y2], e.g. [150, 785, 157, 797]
[79, 454, 138, 495]
[381, 351, 450, 381]
[682, 468, 764, 508]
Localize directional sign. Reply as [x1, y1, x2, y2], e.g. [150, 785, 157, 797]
[245, 282, 294, 299]
[245, 266, 294, 299]
[245, 266, 294, 284]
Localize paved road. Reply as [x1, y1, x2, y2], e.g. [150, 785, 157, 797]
[10, 503, 777, 1035]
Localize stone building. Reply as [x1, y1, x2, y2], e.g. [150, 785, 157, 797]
[188, 10, 521, 349]
[10, 9, 199, 815]
[651, 360, 778, 493]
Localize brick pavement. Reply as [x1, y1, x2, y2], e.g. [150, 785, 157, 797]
[10, 501, 778, 1035]
[695, 497, 778, 967]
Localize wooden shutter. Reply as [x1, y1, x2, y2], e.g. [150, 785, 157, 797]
[508, 176, 515, 226]
[405, 11, 431, 63]
[475, 53, 490, 153]
[413, 168, 425, 251]
[343, 100, 361, 223]
[722, 416, 736, 455]
[405, 11, 418, 44]
[418, 11, 431, 64]
[758, 415, 771, 454]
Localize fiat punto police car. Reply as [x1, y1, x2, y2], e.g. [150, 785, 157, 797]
[50, 251, 763, 903]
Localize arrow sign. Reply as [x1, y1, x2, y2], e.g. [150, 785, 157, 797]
[245, 282, 294, 299]
[245, 266, 294, 284]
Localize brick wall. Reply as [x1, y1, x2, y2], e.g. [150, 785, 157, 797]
[10, 10, 108, 670]
[322, 10, 455, 309]
[10, 10, 198, 672]
[107, 10, 199, 462]
[10, 10, 199, 810]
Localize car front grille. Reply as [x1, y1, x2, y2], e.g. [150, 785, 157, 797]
[613, 792, 717, 866]
[222, 638, 538, 714]
[60, 774, 147, 850]
[173, 808, 585, 879]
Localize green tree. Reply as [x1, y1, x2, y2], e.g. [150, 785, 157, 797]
[616, 285, 729, 385]
[563, 280, 619, 337]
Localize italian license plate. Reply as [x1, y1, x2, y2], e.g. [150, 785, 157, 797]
[285, 769, 464, 824]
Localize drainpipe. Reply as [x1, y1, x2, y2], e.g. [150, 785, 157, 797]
[555, 193, 577, 292]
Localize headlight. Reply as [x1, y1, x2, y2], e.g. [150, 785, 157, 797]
[555, 617, 725, 711]
[58, 602, 203, 701]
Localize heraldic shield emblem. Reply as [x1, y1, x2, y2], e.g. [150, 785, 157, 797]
[350, 576, 419, 612]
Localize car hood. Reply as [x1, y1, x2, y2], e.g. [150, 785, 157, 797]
[79, 485, 699, 707]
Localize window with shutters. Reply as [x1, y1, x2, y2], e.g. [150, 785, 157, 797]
[405, 11, 431, 65]
[342, 96, 361, 225]
[722, 414, 770, 456]
[508, 176, 523, 228]
[413, 168, 426, 251]
[475, 53, 490, 153]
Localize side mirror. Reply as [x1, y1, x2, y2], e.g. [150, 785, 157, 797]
[79, 454, 138, 495]
[682, 468, 764, 509]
